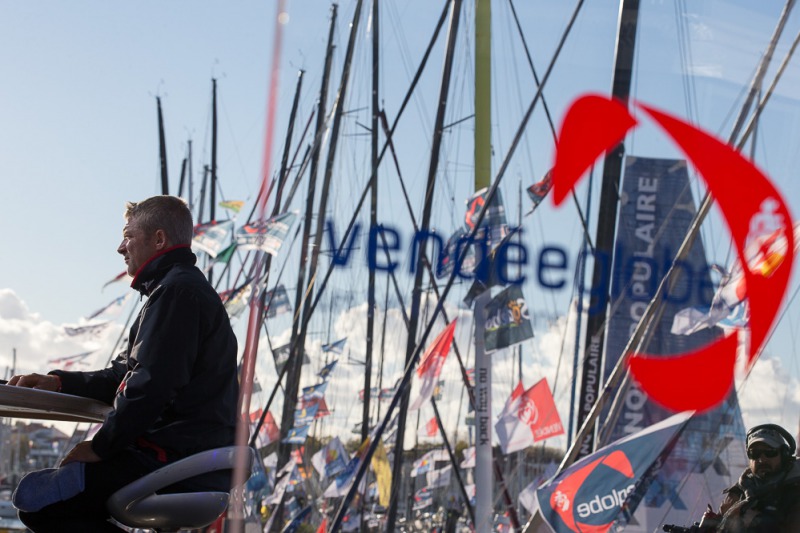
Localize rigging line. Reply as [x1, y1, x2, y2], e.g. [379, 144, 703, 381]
[334, 0, 590, 526]
[557, 0, 797, 476]
[506, 0, 594, 253]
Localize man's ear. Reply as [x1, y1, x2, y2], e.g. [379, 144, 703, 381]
[154, 229, 169, 250]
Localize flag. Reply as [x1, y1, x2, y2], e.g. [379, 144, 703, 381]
[281, 505, 311, 533]
[379, 378, 401, 400]
[64, 322, 110, 337]
[101, 271, 128, 291]
[294, 404, 319, 427]
[235, 210, 297, 255]
[250, 409, 280, 447]
[359, 387, 379, 402]
[410, 449, 449, 477]
[418, 417, 438, 438]
[519, 461, 558, 514]
[465, 187, 509, 250]
[311, 437, 350, 479]
[85, 294, 130, 320]
[272, 343, 310, 376]
[301, 382, 328, 400]
[426, 464, 452, 489]
[324, 440, 369, 498]
[219, 199, 245, 213]
[671, 222, 800, 336]
[436, 227, 476, 279]
[459, 446, 476, 469]
[282, 425, 309, 444]
[496, 378, 564, 455]
[534, 412, 692, 533]
[322, 337, 347, 354]
[318, 359, 338, 381]
[413, 487, 433, 510]
[263, 284, 292, 319]
[264, 462, 297, 505]
[409, 320, 457, 410]
[218, 279, 253, 319]
[47, 351, 94, 370]
[213, 242, 237, 265]
[290, 447, 305, 465]
[298, 396, 331, 418]
[372, 439, 393, 508]
[526, 169, 553, 211]
[192, 220, 234, 258]
[484, 285, 534, 352]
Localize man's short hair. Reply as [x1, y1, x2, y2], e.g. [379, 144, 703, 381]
[124, 195, 193, 246]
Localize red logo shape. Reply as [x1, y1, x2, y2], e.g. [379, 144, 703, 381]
[551, 94, 795, 412]
[550, 450, 633, 533]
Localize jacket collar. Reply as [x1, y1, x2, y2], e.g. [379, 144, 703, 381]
[130, 245, 196, 295]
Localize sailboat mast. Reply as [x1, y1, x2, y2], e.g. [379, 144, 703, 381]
[157, 96, 169, 195]
[573, 0, 640, 459]
[363, 0, 379, 448]
[278, 4, 337, 473]
[386, 1, 462, 530]
[210, 78, 218, 224]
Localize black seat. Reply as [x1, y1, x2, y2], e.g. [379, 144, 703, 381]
[106, 446, 255, 533]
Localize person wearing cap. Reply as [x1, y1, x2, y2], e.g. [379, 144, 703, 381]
[697, 424, 800, 531]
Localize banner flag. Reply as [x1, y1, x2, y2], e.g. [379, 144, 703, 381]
[273, 343, 310, 376]
[101, 271, 128, 291]
[527, 169, 553, 211]
[282, 425, 310, 444]
[484, 285, 534, 352]
[235, 210, 297, 255]
[219, 199, 245, 213]
[409, 320, 457, 410]
[417, 417, 438, 438]
[47, 351, 94, 370]
[460, 446, 476, 469]
[85, 294, 131, 320]
[218, 279, 253, 319]
[426, 464, 452, 489]
[263, 284, 292, 319]
[192, 220, 234, 258]
[250, 409, 280, 448]
[495, 378, 564, 454]
[322, 337, 347, 354]
[311, 436, 350, 480]
[64, 322, 110, 337]
[293, 404, 319, 427]
[372, 439, 393, 508]
[535, 412, 692, 533]
[413, 487, 433, 510]
[318, 359, 339, 381]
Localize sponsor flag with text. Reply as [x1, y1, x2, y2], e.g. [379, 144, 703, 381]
[535, 412, 692, 533]
[496, 378, 564, 455]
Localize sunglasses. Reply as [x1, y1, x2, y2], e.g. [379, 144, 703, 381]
[747, 448, 780, 460]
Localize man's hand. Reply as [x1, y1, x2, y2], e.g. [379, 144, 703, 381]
[8, 373, 60, 391]
[61, 441, 102, 466]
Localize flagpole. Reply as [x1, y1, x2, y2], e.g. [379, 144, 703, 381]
[474, 0, 492, 530]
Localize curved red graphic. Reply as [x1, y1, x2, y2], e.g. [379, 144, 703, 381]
[552, 94, 795, 412]
[550, 450, 633, 533]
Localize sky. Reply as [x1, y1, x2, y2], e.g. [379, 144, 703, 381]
[2, 0, 800, 461]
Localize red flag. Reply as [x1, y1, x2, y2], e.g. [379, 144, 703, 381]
[418, 417, 438, 438]
[495, 378, 564, 454]
[410, 320, 457, 410]
[316, 518, 328, 533]
[250, 409, 280, 447]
